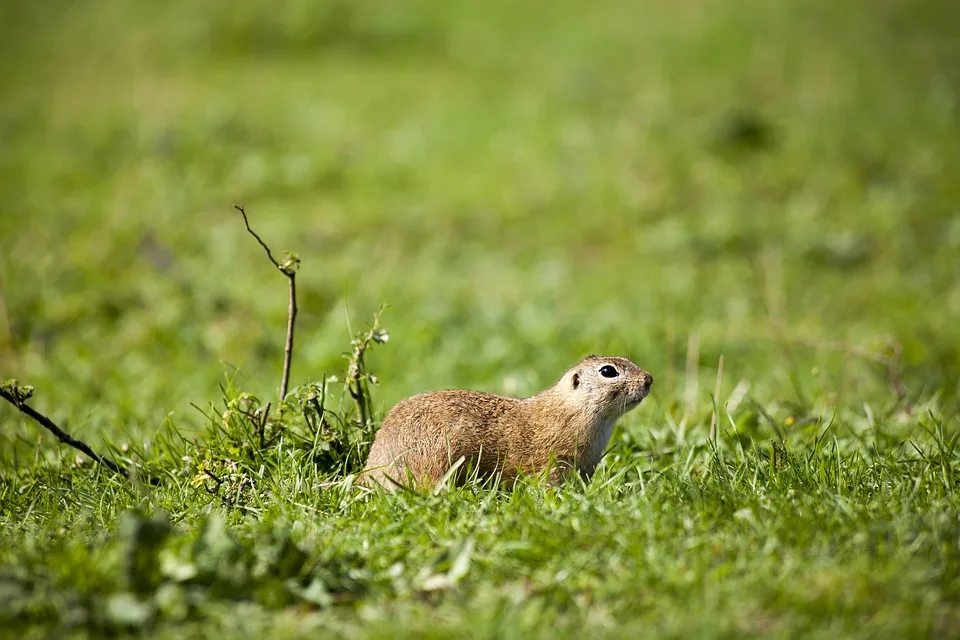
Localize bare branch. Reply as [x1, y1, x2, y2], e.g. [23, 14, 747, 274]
[233, 204, 280, 269]
[283, 276, 297, 402]
[1, 381, 127, 478]
[233, 204, 299, 403]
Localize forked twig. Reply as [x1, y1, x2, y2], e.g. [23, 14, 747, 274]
[233, 204, 299, 403]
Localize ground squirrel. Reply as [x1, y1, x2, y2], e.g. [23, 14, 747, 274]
[361, 355, 653, 489]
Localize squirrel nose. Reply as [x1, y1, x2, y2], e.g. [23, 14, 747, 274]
[642, 372, 654, 387]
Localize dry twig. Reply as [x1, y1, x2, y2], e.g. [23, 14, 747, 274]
[1, 380, 128, 478]
[233, 204, 300, 402]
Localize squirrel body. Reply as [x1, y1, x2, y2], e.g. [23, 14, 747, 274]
[362, 355, 653, 489]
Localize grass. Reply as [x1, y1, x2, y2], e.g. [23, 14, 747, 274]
[1, 0, 959, 637]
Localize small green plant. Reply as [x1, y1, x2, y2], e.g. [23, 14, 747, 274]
[345, 305, 389, 437]
[184, 312, 390, 507]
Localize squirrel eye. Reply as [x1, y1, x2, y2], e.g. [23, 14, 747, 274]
[599, 365, 619, 378]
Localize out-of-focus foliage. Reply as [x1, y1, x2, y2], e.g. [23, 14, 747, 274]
[1, 0, 959, 637]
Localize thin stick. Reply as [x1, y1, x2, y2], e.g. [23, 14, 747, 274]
[284, 276, 297, 401]
[0, 387, 127, 477]
[709, 354, 724, 443]
[234, 204, 280, 269]
[233, 204, 298, 402]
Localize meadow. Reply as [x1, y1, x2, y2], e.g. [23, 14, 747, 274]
[1, 0, 959, 637]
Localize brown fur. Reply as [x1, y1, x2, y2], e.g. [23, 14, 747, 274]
[361, 356, 653, 490]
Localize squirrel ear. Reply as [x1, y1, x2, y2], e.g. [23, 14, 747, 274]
[571, 373, 580, 389]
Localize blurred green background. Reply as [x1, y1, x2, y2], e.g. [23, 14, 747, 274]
[3, 1, 960, 636]
[1, 0, 959, 457]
